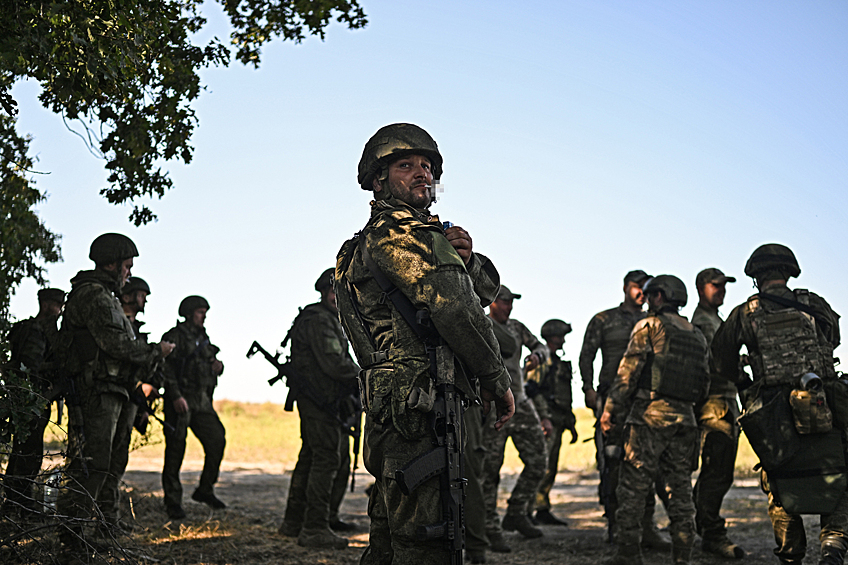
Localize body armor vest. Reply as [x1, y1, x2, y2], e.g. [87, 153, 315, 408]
[638, 314, 708, 402]
[744, 290, 836, 386]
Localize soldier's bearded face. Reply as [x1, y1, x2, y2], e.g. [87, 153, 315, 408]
[624, 281, 645, 307]
[120, 258, 133, 286]
[489, 297, 513, 323]
[701, 282, 726, 308]
[385, 155, 434, 209]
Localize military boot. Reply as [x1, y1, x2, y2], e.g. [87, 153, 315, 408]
[297, 527, 348, 549]
[672, 544, 692, 565]
[502, 512, 543, 539]
[702, 534, 745, 559]
[606, 543, 643, 565]
[486, 530, 511, 553]
[819, 537, 848, 565]
[640, 522, 671, 551]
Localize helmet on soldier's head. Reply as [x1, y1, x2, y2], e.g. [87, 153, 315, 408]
[642, 275, 688, 307]
[315, 268, 334, 292]
[744, 243, 801, 279]
[121, 276, 151, 296]
[179, 295, 210, 318]
[541, 319, 572, 339]
[358, 123, 443, 190]
[89, 233, 138, 265]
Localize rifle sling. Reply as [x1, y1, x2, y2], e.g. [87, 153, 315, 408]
[759, 292, 827, 328]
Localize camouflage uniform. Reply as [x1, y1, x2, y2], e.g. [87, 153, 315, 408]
[335, 197, 510, 565]
[463, 403, 489, 556]
[712, 281, 844, 564]
[281, 301, 360, 537]
[527, 353, 575, 512]
[690, 303, 740, 544]
[605, 309, 709, 561]
[161, 320, 226, 511]
[56, 270, 163, 544]
[481, 317, 548, 534]
[4, 315, 59, 513]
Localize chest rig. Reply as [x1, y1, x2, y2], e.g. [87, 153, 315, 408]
[637, 313, 708, 402]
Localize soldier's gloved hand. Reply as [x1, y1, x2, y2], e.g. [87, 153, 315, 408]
[211, 359, 224, 376]
[481, 387, 515, 431]
[541, 418, 554, 437]
[160, 341, 176, 357]
[568, 423, 578, 444]
[173, 397, 189, 414]
[584, 389, 598, 410]
[445, 225, 472, 265]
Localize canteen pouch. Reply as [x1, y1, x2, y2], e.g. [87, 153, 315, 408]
[789, 388, 832, 434]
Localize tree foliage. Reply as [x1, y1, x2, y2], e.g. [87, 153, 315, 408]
[0, 0, 367, 225]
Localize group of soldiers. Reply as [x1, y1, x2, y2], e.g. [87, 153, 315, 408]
[2, 234, 229, 563]
[2, 121, 845, 565]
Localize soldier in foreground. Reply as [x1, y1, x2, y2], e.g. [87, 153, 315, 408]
[482, 286, 549, 549]
[712, 244, 844, 565]
[690, 268, 745, 559]
[335, 123, 515, 564]
[4, 287, 65, 518]
[580, 270, 669, 547]
[161, 296, 226, 519]
[600, 275, 709, 565]
[527, 318, 577, 526]
[278, 268, 360, 549]
[56, 234, 173, 561]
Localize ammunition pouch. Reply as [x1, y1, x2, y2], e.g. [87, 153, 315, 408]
[738, 386, 800, 470]
[789, 388, 833, 434]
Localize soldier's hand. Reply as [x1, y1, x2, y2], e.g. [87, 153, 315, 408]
[584, 388, 598, 410]
[211, 359, 224, 376]
[141, 383, 158, 399]
[568, 424, 578, 444]
[524, 353, 540, 372]
[541, 418, 554, 437]
[160, 341, 176, 357]
[445, 225, 472, 265]
[481, 387, 515, 431]
[599, 410, 614, 435]
[173, 397, 189, 414]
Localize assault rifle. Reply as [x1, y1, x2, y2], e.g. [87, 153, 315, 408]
[129, 388, 175, 435]
[48, 372, 88, 478]
[245, 341, 303, 412]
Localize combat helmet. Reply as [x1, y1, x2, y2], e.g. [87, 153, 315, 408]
[358, 123, 443, 190]
[89, 233, 138, 265]
[179, 295, 210, 318]
[744, 243, 801, 279]
[541, 319, 572, 339]
[121, 276, 151, 296]
[642, 275, 688, 307]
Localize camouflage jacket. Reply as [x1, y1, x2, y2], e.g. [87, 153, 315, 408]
[526, 353, 573, 422]
[335, 198, 511, 440]
[7, 315, 59, 391]
[491, 317, 548, 402]
[60, 269, 163, 398]
[161, 321, 222, 408]
[605, 310, 708, 429]
[579, 303, 646, 395]
[692, 303, 736, 399]
[711, 281, 840, 392]
[290, 302, 360, 421]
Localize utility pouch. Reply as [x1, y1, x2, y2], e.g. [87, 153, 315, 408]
[789, 388, 833, 434]
[824, 378, 848, 431]
[738, 387, 800, 470]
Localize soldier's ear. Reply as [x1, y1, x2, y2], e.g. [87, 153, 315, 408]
[372, 178, 383, 193]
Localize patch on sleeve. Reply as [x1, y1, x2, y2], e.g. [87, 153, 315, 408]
[324, 336, 343, 355]
[431, 232, 465, 269]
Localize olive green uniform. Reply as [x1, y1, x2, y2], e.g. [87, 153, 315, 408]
[481, 318, 548, 534]
[281, 302, 360, 533]
[605, 310, 709, 557]
[527, 353, 576, 511]
[335, 198, 510, 565]
[161, 321, 225, 510]
[56, 270, 163, 544]
[690, 303, 740, 543]
[4, 316, 58, 513]
[712, 282, 844, 563]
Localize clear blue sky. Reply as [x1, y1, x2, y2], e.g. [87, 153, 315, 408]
[9, 0, 848, 403]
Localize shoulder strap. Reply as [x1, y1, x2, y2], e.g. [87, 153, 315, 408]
[758, 291, 826, 326]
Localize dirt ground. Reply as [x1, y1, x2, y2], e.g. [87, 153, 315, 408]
[1, 461, 834, 564]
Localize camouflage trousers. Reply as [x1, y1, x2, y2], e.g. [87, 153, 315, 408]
[535, 409, 574, 511]
[693, 400, 739, 540]
[464, 403, 488, 553]
[4, 403, 51, 512]
[162, 397, 226, 509]
[282, 410, 350, 531]
[767, 483, 848, 562]
[57, 389, 136, 545]
[615, 422, 698, 550]
[360, 415, 449, 565]
[481, 397, 546, 533]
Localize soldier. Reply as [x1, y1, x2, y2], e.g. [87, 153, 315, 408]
[55, 234, 173, 560]
[579, 270, 669, 547]
[278, 268, 361, 549]
[161, 295, 226, 519]
[527, 318, 577, 526]
[600, 275, 710, 565]
[481, 285, 549, 550]
[4, 287, 65, 518]
[712, 244, 844, 565]
[335, 123, 515, 565]
[690, 268, 745, 559]
[92, 276, 160, 532]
